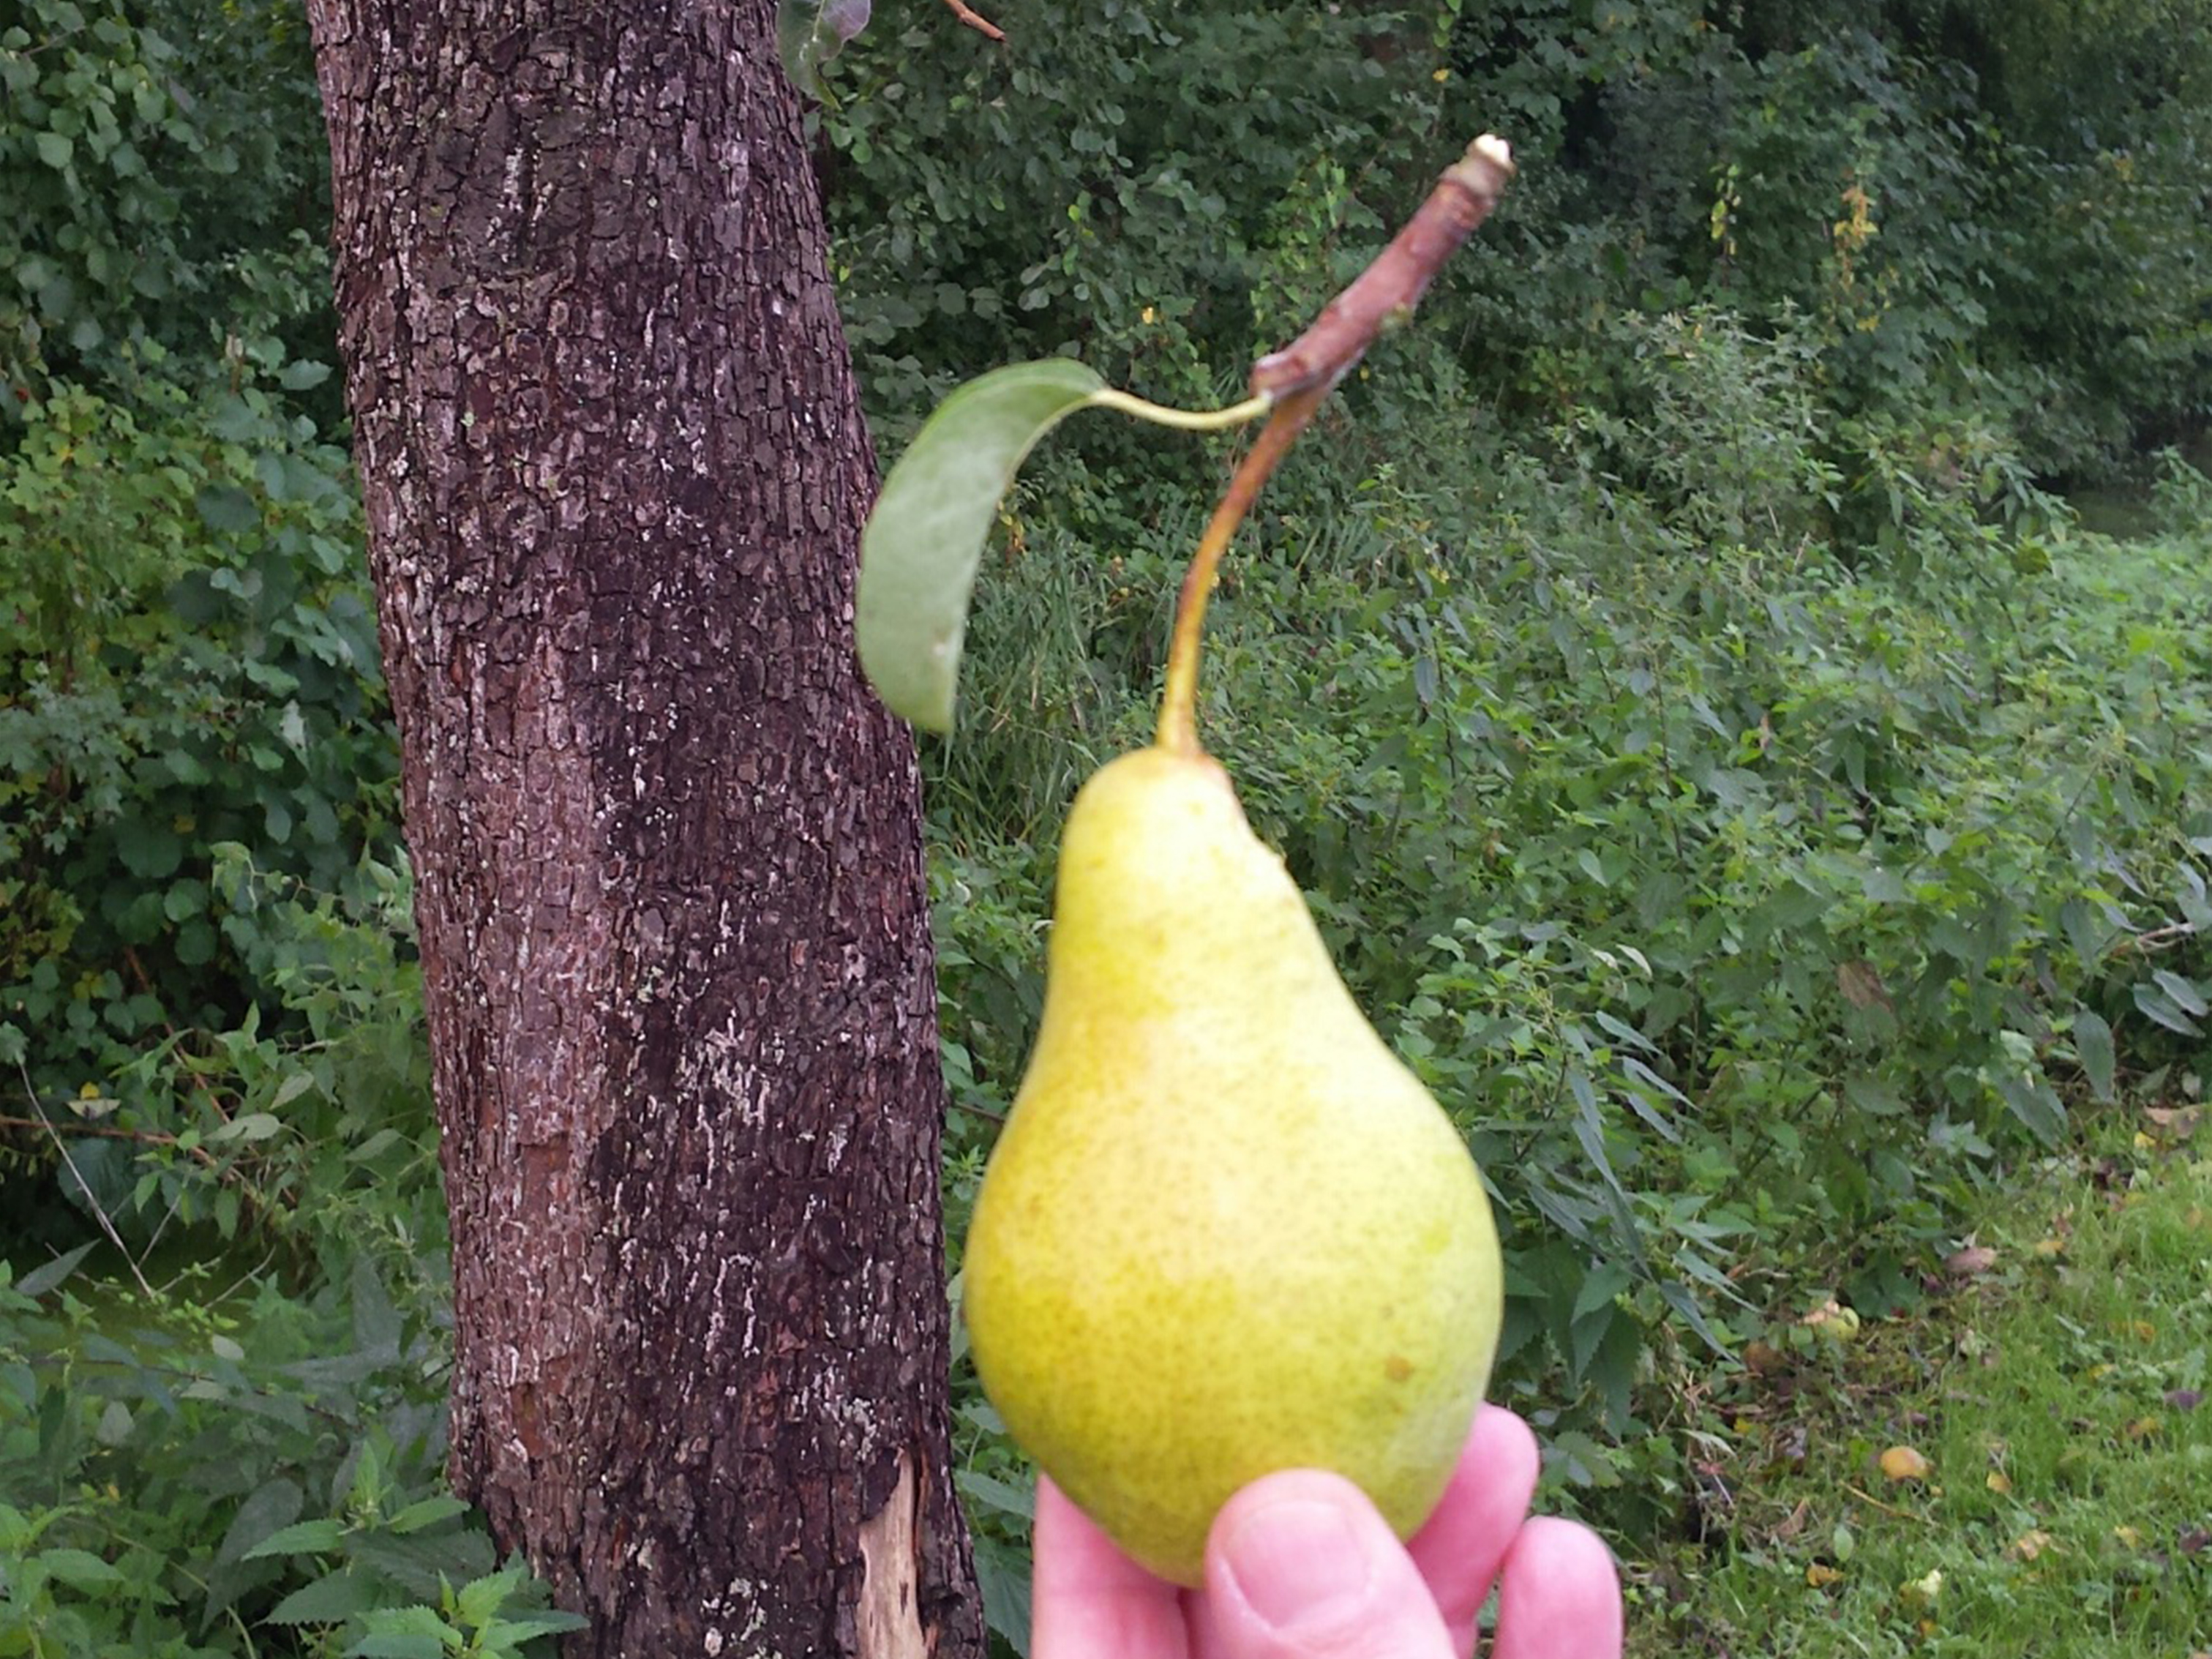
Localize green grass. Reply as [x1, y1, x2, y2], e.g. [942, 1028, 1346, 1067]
[1631, 1111, 2212, 1657]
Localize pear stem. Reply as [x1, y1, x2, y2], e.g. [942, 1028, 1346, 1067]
[1090, 388, 1275, 432]
[1150, 135, 1516, 757]
[1154, 385, 1326, 755]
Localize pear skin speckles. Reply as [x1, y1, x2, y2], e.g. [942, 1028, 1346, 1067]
[961, 744, 1504, 1588]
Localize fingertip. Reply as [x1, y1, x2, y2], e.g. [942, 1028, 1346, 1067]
[1471, 1402, 1542, 1475]
[1405, 1404, 1542, 1643]
[1208, 1466, 1376, 1540]
[1032, 1477, 1190, 1659]
[1203, 1471, 1453, 1659]
[1492, 1516, 1624, 1659]
[1427, 1404, 1542, 1540]
[1033, 1475, 1160, 1596]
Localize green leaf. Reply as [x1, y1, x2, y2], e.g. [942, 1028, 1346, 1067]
[856, 359, 1106, 730]
[384, 1495, 470, 1536]
[454, 1564, 530, 1628]
[34, 130, 72, 169]
[162, 878, 207, 921]
[195, 484, 260, 533]
[479, 1612, 590, 1644]
[972, 1535, 1034, 1659]
[243, 1517, 346, 1560]
[1995, 1070, 2067, 1145]
[219, 1478, 306, 1565]
[38, 1548, 124, 1589]
[349, 1603, 466, 1656]
[355, 1605, 457, 1640]
[955, 1468, 1035, 1520]
[347, 1638, 451, 1659]
[269, 1568, 381, 1625]
[353, 1252, 401, 1357]
[16, 1241, 97, 1297]
[2072, 1008, 2116, 1101]
[2151, 970, 2208, 1018]
[776, 0, 870, 100]
[1567, 1298, 1614, 1379]
[2134, 983, 2204, 1038]
[1570, 1259, 1634, 1323]
[116, 819, 183, 879]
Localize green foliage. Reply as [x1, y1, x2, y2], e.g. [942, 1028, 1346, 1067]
[0, 367, 397, 1121]
[1, 0, 383, 1125]
[922, 320, 2212, 1537]
[5, 0, 2209, 1653]
[0, 0, 332, 410]
[0, 1241, 580, 1657]
[0, 4, 529, 1647]
[828, 0, 2212, 480]
[0, 838, 584, 1656]
[822, 0, 1450, 416]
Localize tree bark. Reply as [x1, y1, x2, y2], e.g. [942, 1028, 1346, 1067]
[302, 3, 983, 1654]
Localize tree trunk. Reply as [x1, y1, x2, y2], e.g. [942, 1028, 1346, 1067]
[303, 3, 983, 1654]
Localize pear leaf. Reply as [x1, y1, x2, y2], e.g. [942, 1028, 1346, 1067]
[858, 359, 1106, 730]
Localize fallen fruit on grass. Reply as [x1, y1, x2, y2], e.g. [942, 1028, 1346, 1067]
[1879, 1445, 1932, 1482]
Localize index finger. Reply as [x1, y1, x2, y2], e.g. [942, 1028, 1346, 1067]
[1406, 1404, 1544, 1654]
[1032, 1475, 1192, 1659]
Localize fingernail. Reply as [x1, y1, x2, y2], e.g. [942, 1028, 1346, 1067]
[1223, 1497, 1376, 1632]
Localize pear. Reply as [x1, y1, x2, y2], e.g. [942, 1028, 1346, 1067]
[962, 742, 1503, 1588]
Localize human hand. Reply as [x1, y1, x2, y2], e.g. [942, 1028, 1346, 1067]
[1032, 1404, 1623, 1659]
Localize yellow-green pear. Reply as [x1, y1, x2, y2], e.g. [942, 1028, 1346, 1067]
[962, 742, 1503, 1588]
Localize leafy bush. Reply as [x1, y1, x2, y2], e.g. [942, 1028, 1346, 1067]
[822, 0, 1454, 416]
[0, 851, 586, 1657]
[828, 0, 2212, 480]
[0, 367, 396, 1121]
[1, 0, 331, 411]
[0, 1243, 580, 1657]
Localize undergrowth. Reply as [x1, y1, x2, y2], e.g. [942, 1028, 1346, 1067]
[7, 325, 2208, 1654]
[1630, 1109, 2212, 1657]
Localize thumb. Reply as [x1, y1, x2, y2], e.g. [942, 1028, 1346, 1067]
[1202, 1472, 1455, 1659]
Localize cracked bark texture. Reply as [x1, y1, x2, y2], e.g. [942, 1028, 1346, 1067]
[303, 2, 983, 1653]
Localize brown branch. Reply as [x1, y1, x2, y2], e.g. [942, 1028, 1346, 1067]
[939, 0, 1005, 41]
[0, 1112, 219, 1166]
[1250, 135, 1515, 400]
[1157, 135, 1518, 752]
[1842, 1483, 1929, 1524]
[2111, 921, 2199, 955]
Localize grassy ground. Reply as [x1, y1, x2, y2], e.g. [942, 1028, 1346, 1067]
[1628, 1105, 2212, 1658]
